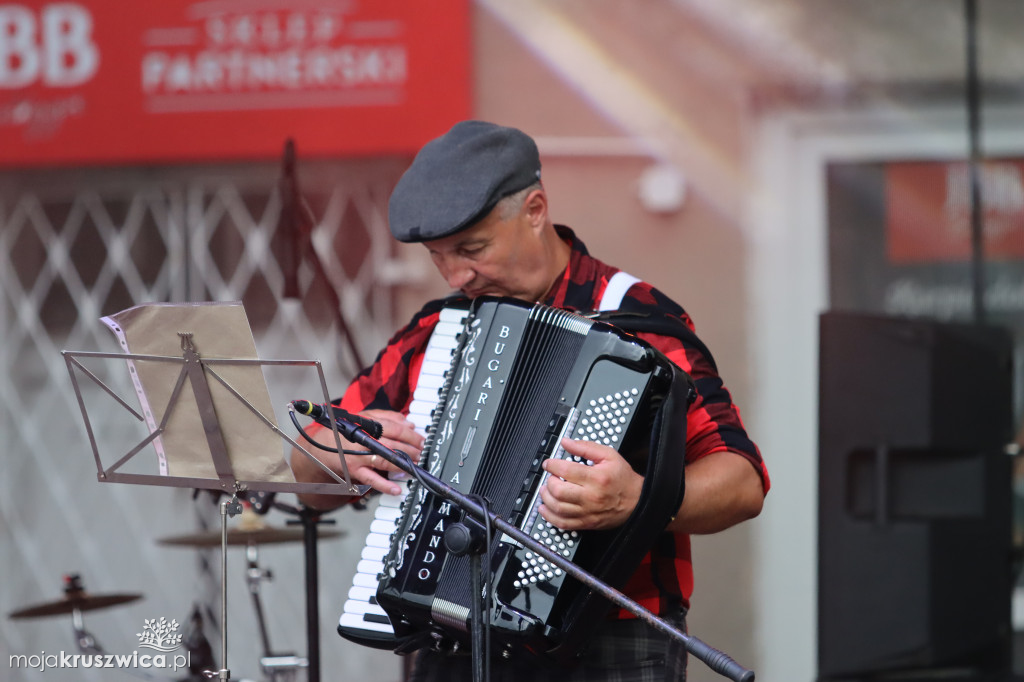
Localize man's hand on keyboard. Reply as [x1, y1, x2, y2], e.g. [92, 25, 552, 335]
[293, 409, 423, 505]
[346, 410, 424, 496]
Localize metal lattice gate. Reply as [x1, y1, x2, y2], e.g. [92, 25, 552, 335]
[0, 159, 415, 682]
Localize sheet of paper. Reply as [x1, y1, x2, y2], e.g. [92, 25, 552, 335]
[101, 301, 295, 483]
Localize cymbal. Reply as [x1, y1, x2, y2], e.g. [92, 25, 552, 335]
[9, 592, 142, 620]
[157, 526, 343, 548]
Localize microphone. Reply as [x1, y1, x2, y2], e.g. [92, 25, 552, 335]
[292, 400, 384, 440]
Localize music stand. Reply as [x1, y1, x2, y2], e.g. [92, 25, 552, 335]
[63, 302, 369, 681]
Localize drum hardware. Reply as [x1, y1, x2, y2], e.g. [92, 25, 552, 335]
[8, 574, 143, 620]
[259, 655, 308, 682]
[8, 574, 147, 675]
[160, 503, 341, 681]
[245, 543, 308, 682]
[180, 604, 218, 682]
[156, 506, 344, 548]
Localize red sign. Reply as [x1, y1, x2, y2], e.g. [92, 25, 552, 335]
[0, 0, 470, 166]
[886, 160, 1024, 263]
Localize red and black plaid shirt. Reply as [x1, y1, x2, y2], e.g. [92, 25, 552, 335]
[339, 225, 768, 616]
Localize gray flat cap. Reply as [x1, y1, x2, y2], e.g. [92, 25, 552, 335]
[388, 120, 542, 243]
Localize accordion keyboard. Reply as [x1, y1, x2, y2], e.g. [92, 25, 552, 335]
[337, 304, 468, 645]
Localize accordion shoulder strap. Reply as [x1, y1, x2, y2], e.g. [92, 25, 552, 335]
[593, 272, 712, 364]
[589, 309, 719, 375]
[598, 271, 641, 311]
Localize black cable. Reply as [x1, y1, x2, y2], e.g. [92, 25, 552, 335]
[289, 410, 390, 457]
[290, 410, 439, 494]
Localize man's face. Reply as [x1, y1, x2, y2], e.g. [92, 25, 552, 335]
[424, 191, 552, 302]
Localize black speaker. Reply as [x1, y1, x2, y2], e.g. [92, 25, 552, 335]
[818, 311, 1015, 680]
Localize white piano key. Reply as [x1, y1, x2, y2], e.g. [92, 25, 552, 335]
[438, 309, 468, 324]
[416, 372, 445, 389]
[419, 360, 450, 377]
[365, 532, 391, 549]
[357, 559, 385, 576]
[378, 491, 407, 508]
[370, 519, 397, 535]
[374, 506, 402, 522]
[424, 346, 455, 364]
[413, 385, 441, 405]
[339, 612, 394, 634]
[430, 337, 459, 353]
[408, 401, 435, 417]
[409, 413, 432, 432]
[361, 545, 388, 561]
[353, 572, 380, 588]
[343, 599, 388, 617]
[348, 585, 378, 603]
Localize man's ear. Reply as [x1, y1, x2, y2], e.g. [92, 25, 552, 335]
[524, 188, 548, 230]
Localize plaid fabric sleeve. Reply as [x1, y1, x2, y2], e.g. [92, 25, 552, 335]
[337, 299, 448, 414]
[623, 284, 769, 492]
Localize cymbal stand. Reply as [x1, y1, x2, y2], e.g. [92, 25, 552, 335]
[245, 544, 274, 659]
[58, 576, 103, 656]
[71, 607, 102, 654]
[71, 604, 159, 682]
[244, 542, 308, 681]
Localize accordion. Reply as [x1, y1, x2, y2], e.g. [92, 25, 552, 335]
[346, 296, 692, 660]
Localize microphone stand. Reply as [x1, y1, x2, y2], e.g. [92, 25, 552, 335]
[443, 518, 490, 682]
[327, 416, 755, 682]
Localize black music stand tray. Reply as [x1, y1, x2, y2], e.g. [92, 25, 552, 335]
[63, 322, 369, 682]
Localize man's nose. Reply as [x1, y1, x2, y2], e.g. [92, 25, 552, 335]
[438, 259, 474, 290]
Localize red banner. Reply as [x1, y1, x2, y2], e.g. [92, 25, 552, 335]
[886, 160, 1024, 263]
[0, 0, 471, 167]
